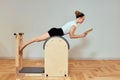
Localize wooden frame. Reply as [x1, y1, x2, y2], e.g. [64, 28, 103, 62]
[14, 33, 24, 80]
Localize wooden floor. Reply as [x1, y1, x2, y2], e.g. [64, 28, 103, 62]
[0, 59, 120, 80]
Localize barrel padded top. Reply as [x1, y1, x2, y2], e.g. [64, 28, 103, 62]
[43, 36, 70, 50]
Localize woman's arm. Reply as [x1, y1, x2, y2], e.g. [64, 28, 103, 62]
[69, 26, 87, 39]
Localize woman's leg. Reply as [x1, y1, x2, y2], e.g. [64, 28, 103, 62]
[34, 32, 50, 42]
[20, 32, 50, 51]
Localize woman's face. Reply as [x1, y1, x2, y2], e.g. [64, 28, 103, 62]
[78, 16, 85, 24]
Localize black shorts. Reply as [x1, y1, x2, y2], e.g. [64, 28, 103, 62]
[48, 28, 64, 37]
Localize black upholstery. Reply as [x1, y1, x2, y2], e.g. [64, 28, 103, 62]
[19, 67, 44, 73]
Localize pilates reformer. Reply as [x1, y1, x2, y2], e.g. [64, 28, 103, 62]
[14, 33, 69, 79]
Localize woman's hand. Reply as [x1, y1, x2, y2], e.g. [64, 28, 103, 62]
[80, 28, 93, 38]
[80, 32, 88, 38]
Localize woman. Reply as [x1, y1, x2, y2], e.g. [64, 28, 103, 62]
[20, 10, 88, 52]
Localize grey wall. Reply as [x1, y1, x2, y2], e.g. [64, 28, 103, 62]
[0, 0, 120, 59]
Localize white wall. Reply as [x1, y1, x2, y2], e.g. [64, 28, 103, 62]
[0, 0, 120, 59]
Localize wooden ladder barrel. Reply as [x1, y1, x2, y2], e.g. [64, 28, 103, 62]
[14, 33, 69, 79]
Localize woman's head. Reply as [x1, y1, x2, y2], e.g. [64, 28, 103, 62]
[75, 10, 85, 24]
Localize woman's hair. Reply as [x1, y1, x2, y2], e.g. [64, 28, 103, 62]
[75, 10, 85, 18]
